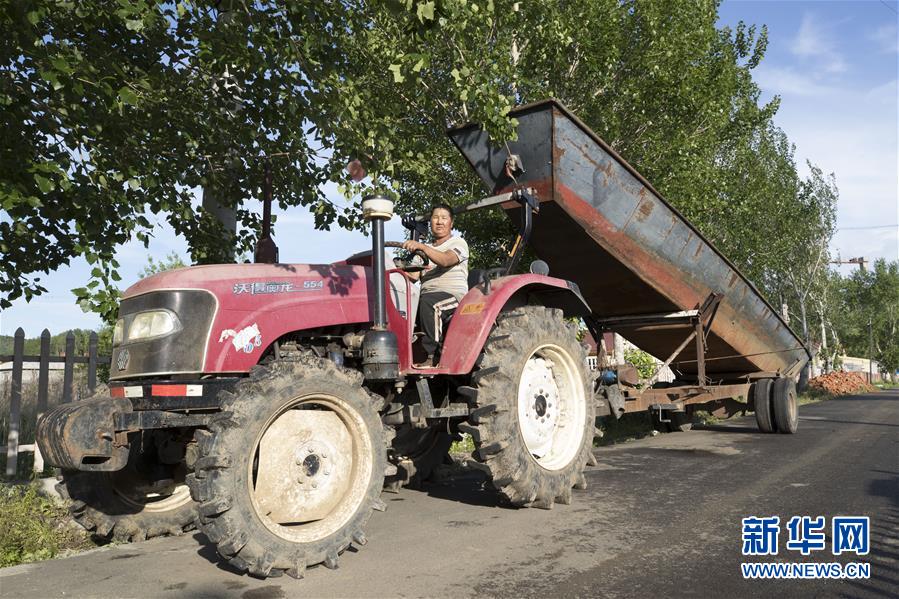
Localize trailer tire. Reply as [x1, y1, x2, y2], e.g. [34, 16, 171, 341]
[187, 357, 387, 578]
[464, 306, 594, 509]
[772, 377, 798, 434]
[754, 379, 775, 433]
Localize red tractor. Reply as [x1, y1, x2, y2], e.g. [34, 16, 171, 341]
[38, 99, 807, 579]
[37, 189, 596, 578]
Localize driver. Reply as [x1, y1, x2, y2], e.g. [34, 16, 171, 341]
[402, 204, 469, 368]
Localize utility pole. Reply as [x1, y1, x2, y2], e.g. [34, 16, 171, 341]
[868, 317, 874, 384]
[830, 256, 866, 270]
[826, 256, 868, 378]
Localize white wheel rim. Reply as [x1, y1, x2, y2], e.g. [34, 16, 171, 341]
[516, 344, 586, 471]
[113, 480, 194, 513]
[108, 461, 194, 513]
[249, 394, 374, 543]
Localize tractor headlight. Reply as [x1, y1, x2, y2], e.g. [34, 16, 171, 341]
[127, 310, 179, 342]
[113, 319, 124, 345]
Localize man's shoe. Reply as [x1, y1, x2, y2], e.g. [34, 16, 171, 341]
[414, 355, 437, 368]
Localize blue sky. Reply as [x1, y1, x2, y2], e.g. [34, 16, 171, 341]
[2, 0, 897, 336]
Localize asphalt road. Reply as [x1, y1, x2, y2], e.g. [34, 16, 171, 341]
[2, 390, 896, 598]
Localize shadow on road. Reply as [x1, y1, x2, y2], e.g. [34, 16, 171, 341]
[692, 423, 759, 434]
[193, 533, 248, 576]
[422, 469, 508, 508]
[799, 417, 899, 428]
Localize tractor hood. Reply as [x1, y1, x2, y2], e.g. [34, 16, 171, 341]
[111, 263, 372, 379]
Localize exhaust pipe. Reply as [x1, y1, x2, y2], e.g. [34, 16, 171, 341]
[361, 195, 399, 380]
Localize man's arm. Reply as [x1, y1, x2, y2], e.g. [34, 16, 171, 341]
[401, 240, 461, 268]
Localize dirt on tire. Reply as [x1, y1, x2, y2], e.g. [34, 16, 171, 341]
[461, 306, 595, 509]
[187, 357, 388, 578]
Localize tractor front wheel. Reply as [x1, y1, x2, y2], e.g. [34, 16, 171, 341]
[187, 357, 387, 578]
[463, 306, 594, 509]
[58, 440, 197, 542]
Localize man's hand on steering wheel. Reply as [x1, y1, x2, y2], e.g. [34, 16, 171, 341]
[401, 239, 427, 254]
[385, 241, 430, 269]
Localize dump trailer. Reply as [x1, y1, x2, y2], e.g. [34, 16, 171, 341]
[449, 99, 810, 431]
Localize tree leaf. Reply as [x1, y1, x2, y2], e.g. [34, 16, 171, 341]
[118, 86, 138, 105]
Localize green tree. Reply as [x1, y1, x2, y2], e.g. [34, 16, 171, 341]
[837, 260, 899, 381]
[3, 0, 834, 340]
[139, 251, 188, 278]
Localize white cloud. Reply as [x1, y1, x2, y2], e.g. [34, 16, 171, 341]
[754, 65, 841, 97]
[870, 22, 899, 54]
[866, 78, 898, 104]
[790, 13, 848, 74]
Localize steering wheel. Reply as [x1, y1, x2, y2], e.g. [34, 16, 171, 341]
[385, 241, 430, 271]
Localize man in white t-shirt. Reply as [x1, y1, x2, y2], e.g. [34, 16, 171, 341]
[402, 203, 469, 367]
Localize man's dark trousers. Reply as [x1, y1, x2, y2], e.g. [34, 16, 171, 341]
[418, 291, 459, 356]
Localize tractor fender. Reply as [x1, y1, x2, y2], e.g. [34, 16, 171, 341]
[438, 274, 591, 374]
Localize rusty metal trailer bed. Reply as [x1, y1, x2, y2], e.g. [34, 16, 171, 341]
[448, 99, 810, 431]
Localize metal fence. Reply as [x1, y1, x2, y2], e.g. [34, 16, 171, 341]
[1, 327, 108, 477]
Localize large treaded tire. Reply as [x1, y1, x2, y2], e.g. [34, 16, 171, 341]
[57, 468, 197, 542]
[462, 306, 594, 509]
[772, 377, 798, 434]
[187, 357, 387, 579]
[754, 378, 775, 433]
[56, 383, 197, 542]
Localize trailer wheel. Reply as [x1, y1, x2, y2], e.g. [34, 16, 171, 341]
[771, 377, 798, 434]
[187, 357, 387, 578]
[753, 379, 775, 433]
[464, 306, 594, 508]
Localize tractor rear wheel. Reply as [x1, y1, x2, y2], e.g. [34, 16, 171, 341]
[187, 357, 387, 578]
[462, 306, 594, 509]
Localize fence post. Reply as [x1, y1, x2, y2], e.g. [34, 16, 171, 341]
[88, 332, 98, 393]
[32, 329, 52, 475]
[5, 328, 25, 477]
[37, 329, 50, 413]
[62, 331, 75, 403]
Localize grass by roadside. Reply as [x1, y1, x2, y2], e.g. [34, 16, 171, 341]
[798, 388, 836, 405]
[0, 481, 96, 568]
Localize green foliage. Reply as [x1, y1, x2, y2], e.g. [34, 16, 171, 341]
[139, 251, 188, 278]
[0, 483, 92, 567]
[834, 259, 899, 376]
[624, 348, 656, 380]
[2, 0, 839, 341]
[450, 433, 475, 455]
[0, 329, 98, 355]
